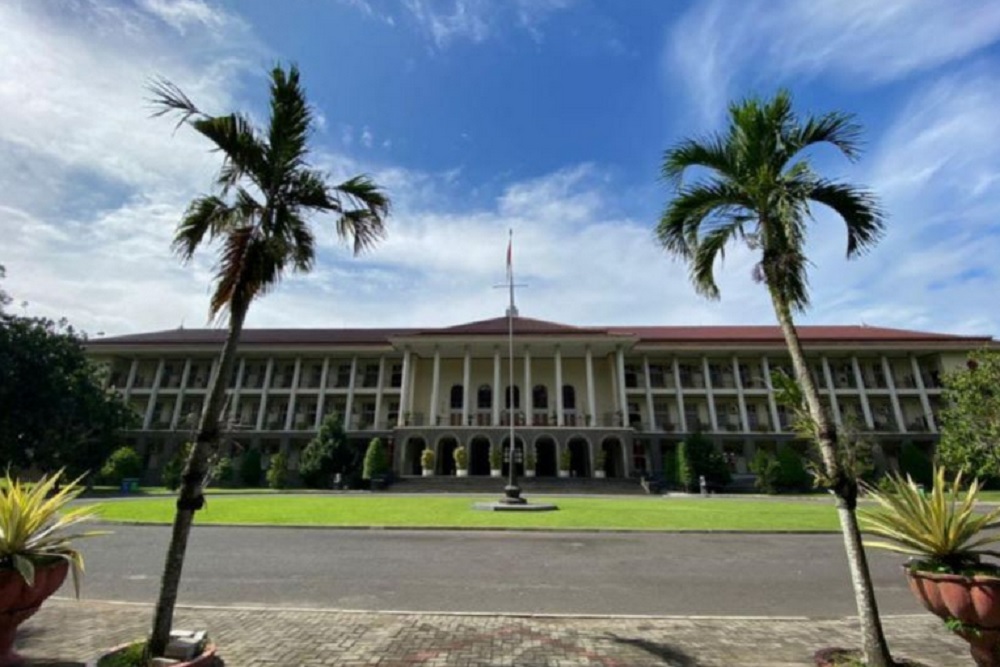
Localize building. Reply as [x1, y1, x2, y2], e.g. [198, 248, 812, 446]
[87, 315, 993, 483]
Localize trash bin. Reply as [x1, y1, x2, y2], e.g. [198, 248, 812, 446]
[121, 478, 140, 493]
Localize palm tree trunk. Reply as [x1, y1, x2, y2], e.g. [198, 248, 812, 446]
[769, 291, 892, 667]
[148, 298, 248, 657]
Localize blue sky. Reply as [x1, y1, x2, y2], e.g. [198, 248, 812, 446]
[1, 0, 999, 338]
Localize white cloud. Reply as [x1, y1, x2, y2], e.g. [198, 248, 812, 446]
[670, 0, 1000, 124]
[401, 0, 574, 48]
[360, 126, 374, 148]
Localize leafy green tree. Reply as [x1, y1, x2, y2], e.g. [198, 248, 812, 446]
[362, 437, 388, 481]
[898, 441, 933, 487]
[266, 451, 288, 490]
[299, 414, 358, 488]
[775, 444, 811, 491]
[0, 310, 136, 478]
[146, 64, 391, 656]
[749, 449, 780, 494]
[676, 433, 730, 491]
[937, 349, 1000, 481]
[657, 91, 891, 665]
[99, 446, 143, 486]
[162, 443, 193, 491]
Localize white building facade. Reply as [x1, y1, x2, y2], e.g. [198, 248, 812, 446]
[87, 316, 992, 483]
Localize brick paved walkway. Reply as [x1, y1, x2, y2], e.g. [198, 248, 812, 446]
[20, 599, 968, 666]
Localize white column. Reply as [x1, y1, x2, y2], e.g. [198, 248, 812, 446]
[462, 347, 471, 426]
[123, 359, 138, 401]
[316, 357, 330, 429]
[882, 356, 906, 433]
[396, 350, 410, 427]
[345, 355, 358, 430]
[256, 358, 273, 431]
[143, 359, 165, 430]
[407, 353, 419, 417]
[608, 354, 619, 423]
[762, 357, 780, 433]
[523, 347, 532, 425]
[170, 359, 193, 430]
[821, 357, 842, 427]
[585, 346, 596, 425]
[429, 347, 441, 426]
[702, 357, 718, 432]
[492, 347, 501, 425]
[733, 355, 748, 432]
[555, 346, 564, 426]
[374, 355, 386, 429]
[643, 355, 655, 431]
[616, 348, 627, 427]
[911, 355, 936, 432]
[673, 357, 687, 432]
[852, 356, 874, 429]
[285, 358, 302, 431]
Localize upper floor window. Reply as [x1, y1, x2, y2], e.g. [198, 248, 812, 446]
[505, 385, 520, 409]
[532, 385, 548, 410]
[562, 385, 576, 410]
[477, 384, 492, 409]
[450, 385, 463, 410]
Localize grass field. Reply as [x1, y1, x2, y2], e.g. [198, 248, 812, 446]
[86, 495, 842, 531]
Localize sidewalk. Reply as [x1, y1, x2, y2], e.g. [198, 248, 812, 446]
[22, 599, 968, 667]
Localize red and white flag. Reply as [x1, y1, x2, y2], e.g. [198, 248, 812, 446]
[505, 230, 513, 280]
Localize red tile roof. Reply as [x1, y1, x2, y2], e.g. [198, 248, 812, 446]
[87, 319, 991, 348]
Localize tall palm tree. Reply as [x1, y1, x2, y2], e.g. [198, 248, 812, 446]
[146, 64, 390, 658]
[657, 91, 891, 666]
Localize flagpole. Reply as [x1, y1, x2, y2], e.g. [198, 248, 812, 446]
[503, 228, 524, 504]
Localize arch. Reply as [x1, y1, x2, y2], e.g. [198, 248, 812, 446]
[533, 435, 558, 477]
[532, 384, 548, 409]
[600, 436, 625, 478]
[505, 385, 521, 409]
[436, 435, 459, 475]
[449, 385, 463, 410]
[469, 435, 492, 476]
[499, 435, 526, 476]
[402, 436, 427, 476]
[562, 384, 576, 410]
[477, 384, 492, 410]
[566, 435, 591, 478]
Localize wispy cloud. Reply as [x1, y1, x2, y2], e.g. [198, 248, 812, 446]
[401, 0, 575, 48]
[669, 0, 1000, 124]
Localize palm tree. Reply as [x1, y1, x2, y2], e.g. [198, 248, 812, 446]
[657, 91, 891, 666]
[146, 64, 390, 658]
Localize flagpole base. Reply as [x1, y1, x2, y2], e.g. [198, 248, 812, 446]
[500, 485, 527, 504]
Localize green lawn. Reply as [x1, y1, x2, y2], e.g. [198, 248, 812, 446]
[86, 495, 841, 532]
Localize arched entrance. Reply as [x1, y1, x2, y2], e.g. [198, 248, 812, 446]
[437, 435, 459, 475]
[469, 435, 491, 476]
[600, 437, 624, 478]
[567, 436, 591, 478]
[534, 436, 557, 477]
[402, 437, 426, 476]
[500, 436, 525, 476]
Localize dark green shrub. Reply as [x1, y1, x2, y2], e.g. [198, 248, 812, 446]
[362, 437, 388, 480]
[213, 455, 234, 487]
[266, 451, 288, 490]
[99, 446, 143, 485]
[240, 447, 262, 487]
[161, 443, 192, 491]
[750, 449, 780, 494]
[775, 444, 811, 491]
[899, 441, 933, 487]
[299, 415, 356, 488]
[676, 433, 730, 491]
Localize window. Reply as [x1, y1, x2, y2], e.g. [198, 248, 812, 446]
[450, 385, 463, 410]
[562, 385, 576, 410]
[649, 364, 666, 388]
[532, 385, 548, 409]
[362, 363, 379, 388]
[624, 365, 639, 388]
[505, 385, 520, 409]
[335, 364, 351, 387]
[390, 364, 403, 388]
[477, 385, 492, 409]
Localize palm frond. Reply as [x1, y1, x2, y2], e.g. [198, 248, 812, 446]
[656, 180, 749, 260]
[147, 77, 203, 129]
[808, 180, 885, 257]
[690, 221, 745, 300]
[787, 111, 863, 162]
[173, 196, 242, 261]
[332, 175, 391, 255]
[191, 114, 266, 192]
[661, 135, 733, 185]
[266, 64, 311, 180]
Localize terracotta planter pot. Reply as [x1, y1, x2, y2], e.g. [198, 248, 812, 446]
[0, 559, 69, 667]
[906, 567, 1000, 667]
[91, 642, 219, 667]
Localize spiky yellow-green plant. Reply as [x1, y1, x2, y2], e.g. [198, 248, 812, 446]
[860, 466, 1000, 571]
[0, 470, 105, 596]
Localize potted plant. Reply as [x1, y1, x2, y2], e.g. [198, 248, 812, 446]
[558, 448, 571, 478]
[420, 448, 435, 476]
[861, 467, 1000, 667]
[594, 449, 607, 479]
[0, 470, 103, 666]
[524, 448, 537, 478]
[489, 446, 502, 477]
[453, 446, 468, 477]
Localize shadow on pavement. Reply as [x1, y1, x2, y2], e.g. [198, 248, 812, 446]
[605, 634, 706, 667]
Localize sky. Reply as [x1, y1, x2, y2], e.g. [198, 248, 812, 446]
[1, 0, 998, 338]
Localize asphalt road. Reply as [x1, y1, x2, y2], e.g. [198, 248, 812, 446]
[68, 525, 925, 618]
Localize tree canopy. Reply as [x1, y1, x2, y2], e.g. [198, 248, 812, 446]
[937, 349, 1000, 481]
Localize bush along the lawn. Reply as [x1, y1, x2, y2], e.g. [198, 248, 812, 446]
[362, 438, 389, 481]
[98, 446, 143, 486]
[676, 433, 731, 491]
[266, 451, 288, 490]
[213, 455, 235, 487]
[749, 449, 780, 494]
[775, 444, 811, 491]
[899, 441, 933, 488]
[160, 443, 192, 491]
[239, 447, 262, 487]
